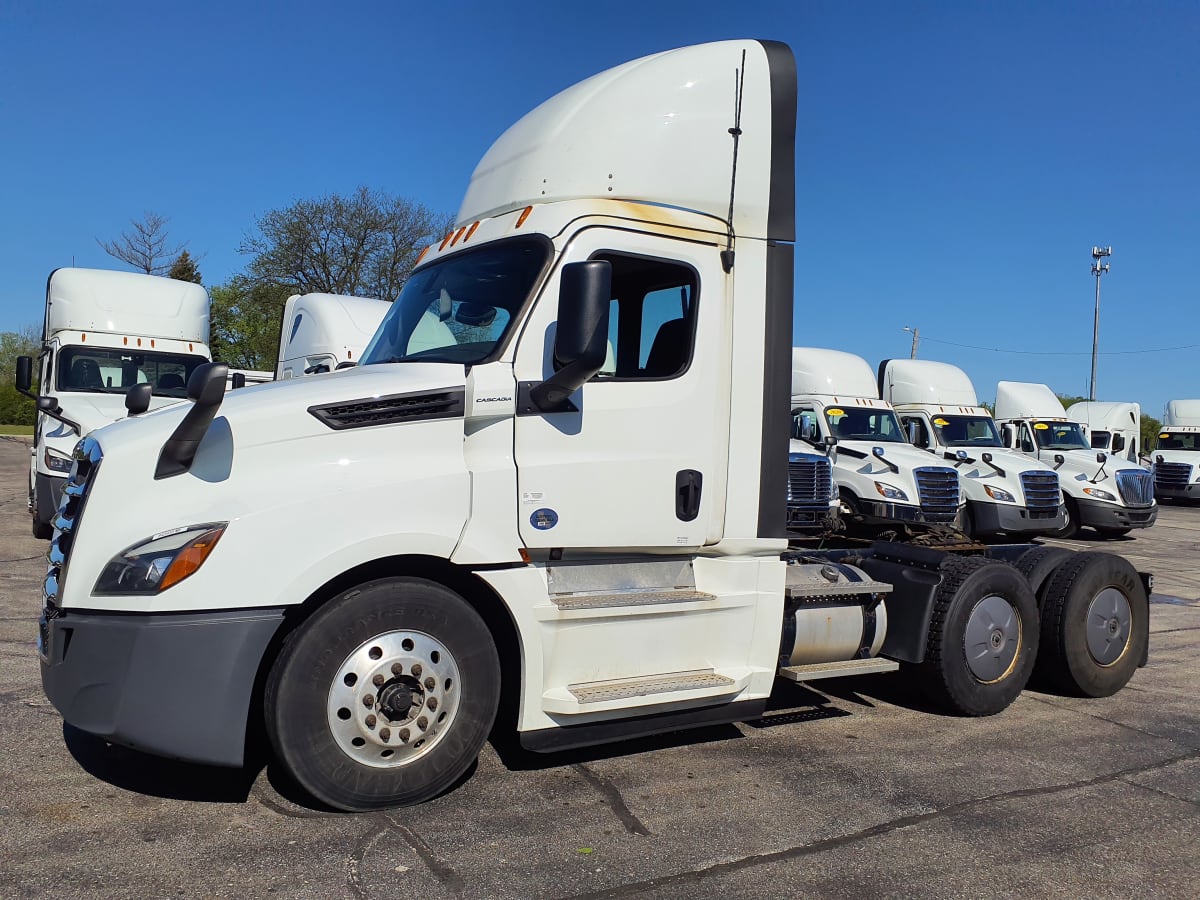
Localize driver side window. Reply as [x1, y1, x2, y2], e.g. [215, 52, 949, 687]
[792, 407, 820, 442]
[901, 415, 930, 448]
[1018, 423, 1035, 453]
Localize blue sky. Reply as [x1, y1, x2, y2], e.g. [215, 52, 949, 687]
[1, 1, 1196, 416]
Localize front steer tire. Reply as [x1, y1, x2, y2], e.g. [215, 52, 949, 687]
[264, 577, 500, 812]
[1034, 552, 1147, 697]
[912, 556, 1039, 716]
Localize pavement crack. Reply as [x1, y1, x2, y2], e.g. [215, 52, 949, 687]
[384, 813, 465, 895]
[346, 818, 390, 900]
[1119, 775, 1200, 810]
[0, 555, 43, 564]
[563, 749, 1200, 899]
[1026, 693, 1197, 748]
[573, 763, 650, 836]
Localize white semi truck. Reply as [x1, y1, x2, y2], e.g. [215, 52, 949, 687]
[14, 268, 211, 538]
[1066, 401, 1142, 463]
[38, 41, 1151, 812]
[1152, 399, 1200, 501]
[994, 382, 1157, 537]
[276, 293, 391, 380]
[791, 348, 963, 529]
[879, 359, 1065, 539]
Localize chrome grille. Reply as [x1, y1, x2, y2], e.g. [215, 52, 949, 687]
[1115, 469, 1154, 506]
[1154, 461, 1192, 489]
[44, 436, 103, 608]
[915, 467, 960, 522]
[787, 453, 834, 506]
[1019, 470, 1061, 512]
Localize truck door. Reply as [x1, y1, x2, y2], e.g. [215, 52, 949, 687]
[512, 229, 727, 551]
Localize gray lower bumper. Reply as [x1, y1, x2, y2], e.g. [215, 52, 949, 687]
[1154, 483, 1200, 501]
[41, 606, 286, 767]
[969, 499, 1066, 535]
[855, 498, 959, 526]
[34, 471, 65, 529]
[1075, 497, 1157, 530]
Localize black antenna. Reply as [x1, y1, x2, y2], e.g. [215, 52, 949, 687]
[721, 49, 746, 274]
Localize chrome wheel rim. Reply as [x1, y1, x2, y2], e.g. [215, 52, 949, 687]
[963, 594, 1022, 683]
[1086, 587, 1132, 666]
[326, 630, 461, 768]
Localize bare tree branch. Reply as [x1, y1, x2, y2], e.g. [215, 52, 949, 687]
[96, 211, 187, 275]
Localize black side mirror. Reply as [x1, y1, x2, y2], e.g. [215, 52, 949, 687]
[15, 355, 33, 393]
[156, 363, 230, 479]
[1000, 424, 1013, 447]
[1112, 434, 1125, 453]
[527, 260, 612, 412]
[231, 372, 247, 390]
[1097, 452, 1107, 464]
[823, 434, 837, 448]
[125, 383, 152, 416]
[335, 361, 356, 370]
[303, 363, 331, 375]
[36, 396, 59, 413]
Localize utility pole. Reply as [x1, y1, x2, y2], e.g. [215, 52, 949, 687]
[903, 326, 919, 359]
[1090, 246, 1111, 400]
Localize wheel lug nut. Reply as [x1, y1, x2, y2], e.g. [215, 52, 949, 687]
[411, 664, 423, 677]
[363, 695, 374, 708]
[379, 727, 391, 741]
[424, 676, 436, 691]
[399, 728, 410, 743]
[365, 715, 376, 728]
[372, 674, 386, 687]
[427, 697, 438, 711]
[391, 662, 404, 675]
[417, 716, 429, 731]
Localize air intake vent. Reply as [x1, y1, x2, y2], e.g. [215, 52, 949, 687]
[309, 388, 465, 430]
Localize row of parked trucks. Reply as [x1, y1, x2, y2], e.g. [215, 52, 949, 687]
[11, 39, 1187, 811]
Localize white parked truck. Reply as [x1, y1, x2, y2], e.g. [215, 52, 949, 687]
[38, 41, 1151, 812]
[994, 382, 1156, 537]
[1152, 399, 1200, 501]
[879, 359, 1065, 538]
[276, 292, 391, 379]
[791, 348, 963, 529]
[1066, 401, 1142, 463]
[14, 268, 211, 538]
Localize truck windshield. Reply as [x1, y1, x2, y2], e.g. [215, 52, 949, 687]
[1033, 421, 1089, 451]
[56, 347, 208, 398]
[824, 406, 905, 442]
[931, 414, 1001, 447]
[1156, 432, 1200, 451]
[360, 237, 549, 367]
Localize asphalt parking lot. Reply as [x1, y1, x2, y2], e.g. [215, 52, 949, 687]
[1, 433, 1197, 899]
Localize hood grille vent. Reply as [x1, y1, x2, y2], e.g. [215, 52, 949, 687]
[309, 388, 465, 430]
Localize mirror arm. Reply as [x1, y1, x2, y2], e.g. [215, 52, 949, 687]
[37, 402, 82, 436]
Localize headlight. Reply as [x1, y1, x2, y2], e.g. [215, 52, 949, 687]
[43, 448, 73, 474]
[874, 481, 908, 501]
[1082, 487, 1116, 502]
[983, 485, 1016, 503]
[94, 523, 227, 595]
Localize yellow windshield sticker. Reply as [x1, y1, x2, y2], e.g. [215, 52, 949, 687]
[1161, 433, 1170, 439]
[1034, 423, 1049, 430]
[933, 417, 949, 426]
[826, 408, 844, 416]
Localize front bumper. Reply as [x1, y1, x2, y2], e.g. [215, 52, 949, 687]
[34, 471, 66, 529]
[1075, 497, 1158, 531]
[855, 498, 959, 526]
[1154, 483, 1200, 501]
[40, 606, 285, 767]
[969, 499, 1066, 535]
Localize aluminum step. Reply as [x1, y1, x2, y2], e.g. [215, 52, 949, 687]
[568, 669, 735, 704]
[784, 578, 893, 601]
[777, 657, 900, 683]
[551, 588, 715, 611]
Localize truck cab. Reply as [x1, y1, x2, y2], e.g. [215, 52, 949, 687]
[791, 348, 962, 528]
[1066, 400, 1142, 463]
[1152, 399, 1200, 501]
[995, 381, 1156, 537]
[15, 268, 211, 538]
[276, 292, 392, 379]
[879, 359, 1065, 538]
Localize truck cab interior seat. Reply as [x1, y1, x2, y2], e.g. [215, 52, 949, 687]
[642, 318, 691, 377]
[69, 358, 103, 389]
[158, 373, 186, 390]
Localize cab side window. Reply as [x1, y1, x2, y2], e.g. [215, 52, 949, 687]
[792, 407, 820, 442]
[1018, 423, 1035, 453]
[592, 252, 697, 380]
[901, 415, 930, 448]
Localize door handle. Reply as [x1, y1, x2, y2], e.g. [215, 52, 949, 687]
[676, 469, 703, 522]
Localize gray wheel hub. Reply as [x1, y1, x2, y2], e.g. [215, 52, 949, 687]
[326, 630, 461, 768]
[963, 594, 1021, 683]
[1086, 587, 1132, 666]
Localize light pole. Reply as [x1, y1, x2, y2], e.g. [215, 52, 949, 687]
[1090, 246, 1111, 401]
[903, 326, 919, 359]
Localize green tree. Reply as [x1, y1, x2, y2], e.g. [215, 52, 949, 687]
[0, 325, 40, 425]
[97, 211, 187, 275]
[167, 250, 203, 284]
[239, 187, 452, 301]
[209, 277, 292, 371]
[1141, 413, 1163, 459]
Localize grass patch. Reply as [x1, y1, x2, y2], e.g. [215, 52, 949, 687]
[0, 425, 34, 436]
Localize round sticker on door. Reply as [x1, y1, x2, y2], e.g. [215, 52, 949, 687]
[530, 508, 558, 530]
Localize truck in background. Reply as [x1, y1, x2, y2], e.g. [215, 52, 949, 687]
[14, 268, 211, 538]
[791, 348, 963, 530]
[1152, 399, 1200, 501]
[783, 448, 839, 535]
[994, 381, 1156, 537]
[276, 293, 391, 380]
[1066, 401, 1142, 463]
[38, 41, 1151, 812]
[879, 359, 1065, 539]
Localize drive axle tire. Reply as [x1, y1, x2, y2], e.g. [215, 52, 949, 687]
[914, 556, 1038, 716]
[1014, 546, 1073, 602]
[32, 517, 52, 540]
[264, 577, 500, 812]
[1050, 495, 1080, 539]
[1034, 552, 1147, 697]
[1095, 527, 1132, 539]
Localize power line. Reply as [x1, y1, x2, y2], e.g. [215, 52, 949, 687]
[916, 334, 1200, 357]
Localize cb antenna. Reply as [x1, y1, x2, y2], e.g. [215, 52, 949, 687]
[721, 49, 746, 274]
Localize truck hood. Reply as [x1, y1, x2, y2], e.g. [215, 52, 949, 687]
[42, 392, 188, 445]
[831, 440, 956, 478]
